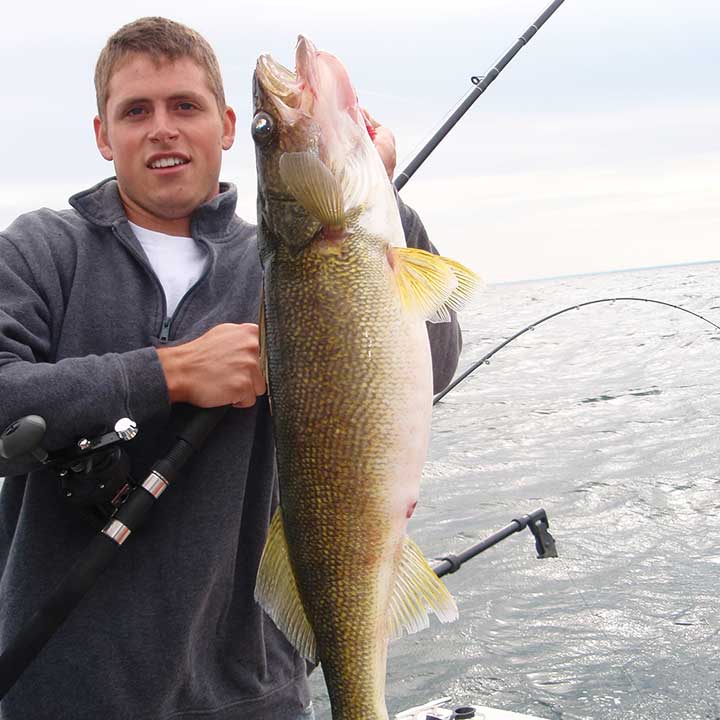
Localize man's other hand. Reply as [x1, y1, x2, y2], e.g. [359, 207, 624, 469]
[361, 108, 397, 181]
[157, 323, 266, 408]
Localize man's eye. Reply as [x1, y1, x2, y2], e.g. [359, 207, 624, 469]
[126, 107, 145, 117]
[177, 102, 196, 111]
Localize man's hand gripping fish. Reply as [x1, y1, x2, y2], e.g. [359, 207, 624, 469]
[252, 36, 480, 720]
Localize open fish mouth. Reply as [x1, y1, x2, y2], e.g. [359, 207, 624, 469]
[255, 54, 302, 107]
[254, 37, 319, 125]
[254, 36, 360, 130]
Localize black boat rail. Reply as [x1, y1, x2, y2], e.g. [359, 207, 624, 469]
[433, 508, 558, 579]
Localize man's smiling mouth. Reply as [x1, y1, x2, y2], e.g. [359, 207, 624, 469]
[147, 156, 190, 169]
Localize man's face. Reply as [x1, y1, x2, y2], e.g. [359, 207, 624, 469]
[94, 53, 236, 233]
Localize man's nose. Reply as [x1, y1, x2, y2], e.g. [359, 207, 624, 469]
[148, 109, 179, 142]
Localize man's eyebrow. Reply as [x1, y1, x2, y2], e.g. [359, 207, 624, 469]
[117, 96, 151, 108]
[167, 92, 206, 102]
[115, 92, 207, 111]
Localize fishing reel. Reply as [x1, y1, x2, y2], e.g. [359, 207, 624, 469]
[0, 415, 139, 527]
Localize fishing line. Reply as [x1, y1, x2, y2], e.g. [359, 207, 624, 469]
[555, 551, 648, 703]
[356, 88, 426, 106]
[395, 85, 476, 180]
[434, 297, 720, 405]
[557, 541, 715, 707]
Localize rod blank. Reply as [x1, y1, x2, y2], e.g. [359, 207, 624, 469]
[394, 0, 567, 191]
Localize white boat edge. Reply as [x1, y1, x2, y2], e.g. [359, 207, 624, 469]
[467, 707, 544, 720]
[396, 698, 543, 720]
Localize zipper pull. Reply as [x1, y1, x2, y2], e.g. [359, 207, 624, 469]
[159, 317, 171, 344]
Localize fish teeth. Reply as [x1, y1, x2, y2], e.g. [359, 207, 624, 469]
[150, 157, 187, 169]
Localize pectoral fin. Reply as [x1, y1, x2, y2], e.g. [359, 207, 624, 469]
[255, 509, 318, 662]
[389, 247, 481, 323]
[386, 537, 458, 642]
[279, 152, 346, 228]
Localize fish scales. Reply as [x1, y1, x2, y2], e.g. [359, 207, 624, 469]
[266, 228, 426, 718]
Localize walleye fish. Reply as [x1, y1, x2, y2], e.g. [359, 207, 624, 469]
[252, 37, 479, 720]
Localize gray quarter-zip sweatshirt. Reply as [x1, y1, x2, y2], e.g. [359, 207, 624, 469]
[0, 177, 462, 720]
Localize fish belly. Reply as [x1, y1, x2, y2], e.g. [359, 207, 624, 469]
[265, 237, 433, 720]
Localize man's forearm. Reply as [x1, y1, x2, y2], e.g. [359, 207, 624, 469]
[0, 349, 170, 476]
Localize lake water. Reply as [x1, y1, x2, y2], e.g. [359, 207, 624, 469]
[311, 262, 720, 719]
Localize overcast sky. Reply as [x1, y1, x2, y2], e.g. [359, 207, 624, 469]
[2, 0, 718, 282]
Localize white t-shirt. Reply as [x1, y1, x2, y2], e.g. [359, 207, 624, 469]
[129, 222, 207, 316]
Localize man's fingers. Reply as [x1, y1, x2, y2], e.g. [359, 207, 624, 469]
[232, 397, 256, 409]
[164, 322, 268, 408]
[252, 371, 267, 397]
[230, 367, 266, 409]
[361, 107, 380, 128]
[231, 383, 260, 408]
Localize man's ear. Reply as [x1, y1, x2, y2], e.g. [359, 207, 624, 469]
[221, 106, 237, 151]
[94, 116, 114, 161]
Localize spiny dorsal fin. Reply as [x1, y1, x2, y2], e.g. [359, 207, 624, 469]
[254, 509, 318, 662]
[389, 247, 481, 323]
[258, 282, 269, 388]
[386, 537, 459, 642]
[279, 151, 346, 228]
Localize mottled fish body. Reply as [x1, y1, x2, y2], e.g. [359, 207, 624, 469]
[252, 37, 479, 720]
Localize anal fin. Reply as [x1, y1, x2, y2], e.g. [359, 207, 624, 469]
[386, 537, 458, 642]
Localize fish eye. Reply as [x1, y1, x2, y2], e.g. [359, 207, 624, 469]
[251, 112, 276, 145]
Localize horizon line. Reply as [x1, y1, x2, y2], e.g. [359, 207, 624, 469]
[493, 259, 720, 286]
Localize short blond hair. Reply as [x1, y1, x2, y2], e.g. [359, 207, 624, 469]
[94, 17, 227, 118]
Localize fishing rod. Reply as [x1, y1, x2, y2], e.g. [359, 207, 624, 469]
[0, 405, 228, 700]
[394, 0, 567, 190]
[434, 296, 720, 404]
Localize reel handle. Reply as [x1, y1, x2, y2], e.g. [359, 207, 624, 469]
[0, 415, 48, 462]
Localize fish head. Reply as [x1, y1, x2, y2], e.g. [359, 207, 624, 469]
[252, 36, 388, 260]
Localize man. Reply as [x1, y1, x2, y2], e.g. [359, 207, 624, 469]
[0, 17, 462, 720]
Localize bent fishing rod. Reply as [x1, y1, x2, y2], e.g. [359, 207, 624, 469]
[434, 296, 720, 404]
[0, 4, 568, 700]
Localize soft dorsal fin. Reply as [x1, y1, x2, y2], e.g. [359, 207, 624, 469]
[386, 536, 459, 641]
[254, 509, 318, 662]
[389, 246, 481, 322]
